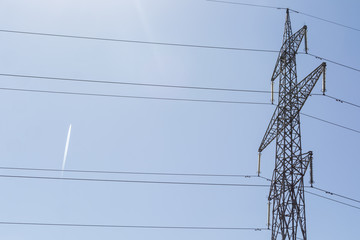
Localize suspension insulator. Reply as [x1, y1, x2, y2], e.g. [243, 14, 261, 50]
[257, 152, 261, 176]
[267, 201, 271, 229]
[271, 81, 274, 104]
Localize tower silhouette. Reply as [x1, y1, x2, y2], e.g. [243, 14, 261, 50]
[258, 9, 326, 240]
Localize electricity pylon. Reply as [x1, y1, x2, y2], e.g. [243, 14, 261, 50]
[258, 9, 326, 240]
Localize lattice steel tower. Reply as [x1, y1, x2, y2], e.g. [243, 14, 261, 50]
[258, 9, 326, 240]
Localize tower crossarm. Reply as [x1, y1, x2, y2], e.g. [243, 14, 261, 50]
[258, 63, 326, 153]
[293, 151, 313, 186]
[296, 62, 326, 112]
[268, 151, 313, 201]
[258, 106, 279, 153]
[271, 26, 307, 82]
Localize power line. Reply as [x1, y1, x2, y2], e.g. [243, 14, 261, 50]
[311, 186, 360, 204]
[301, 113, 360, 134]
[312, 94, 360, 109]
[0, 166, 258, 178]
[207, 0, 360, 33]
[0, 221, 269, 231]
[5, 167, 360, 203]
[324, 95, 360, 109]
[0, 29, 278, 53]
[291, 10, 360, 33]
[259, 175, 360, 210]
[2, 173, 359, 211]
[0, 29, 359, 74]
[0, 87, 272, 105]
[0, 73, 272, 94]
[5, 167, 359, 205]
[305, 191, 360, 210]
[0, 174, 270, 187]
[6, 171, 358, 210]
[2, 75, 359, 110]
[206, 0, 285, 10]
[4, 168, 359, 204]
[258, 175, 271, 182]
[1, 87, 358, 135]
[307, 53, 360, 73]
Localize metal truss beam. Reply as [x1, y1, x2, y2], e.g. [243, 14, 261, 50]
[258, 9, 326, 240]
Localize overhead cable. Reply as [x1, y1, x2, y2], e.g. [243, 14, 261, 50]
[301, 113, 360, 134]
[0, 87, 358, 134]
[4, 167, 359, 204]
[0, 174, 270, 187]
[0, 87, 272, 105]
[323, 95, 360, 109]
[0, 73, 272, 94]
[0, 29, 359, 73]
[259, 175, 360, 210]
[4, 171, 360, 208]
[305, 191, 360, 210]
[312, 94, 360, 109]
[311, 186, 360, 204]
[0, 166, 258, 178]
[0, 29, 278, 53]
[206, 0, 285, 10]
[2, 172, 359, 211]
[0, 221, 269, 231]
[3, 74, 359, 110]
[307, 53, 360, 73]
[291, 10, 360, 33]
[206, 0, 360, 33]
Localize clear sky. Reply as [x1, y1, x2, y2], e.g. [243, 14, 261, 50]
[0, 0, 359, 239]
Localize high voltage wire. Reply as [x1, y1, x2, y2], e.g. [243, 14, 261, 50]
[4, 166, 359, 204]
[2, 172, 359, 211]
[2, 168, 359, 206]
[3, 166, 359, 205]
[2, 168, 359, 207]
[3, 73, 360, 110]
[0, 87, 272, 105]
[305, 191, 360, 210]
[312, 94, 360, 109]
[0, 29, 359, 73]
[259, 176, 360, 211]
[0, 166, 257, 178]
[0, 29, 278, 53]
[206, 0, 360, 33]
[0, 73, 272, 94]
[311, 186, 360, 204]
[300, 113, 360, 134]
[0, 174, 270, 188]
[206, 0, 286, 10]
[0, 87, 358, 134]
[305, 190, 360, 211]
[0, 221, 269, 231]
[291, 10, 360, 33]
[307, 53, 360, 73]
[324, 95, 360, 109]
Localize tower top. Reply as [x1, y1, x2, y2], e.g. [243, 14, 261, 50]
[283, 8, 293, 42]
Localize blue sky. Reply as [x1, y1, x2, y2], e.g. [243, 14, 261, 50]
[0, 0, 359, 239]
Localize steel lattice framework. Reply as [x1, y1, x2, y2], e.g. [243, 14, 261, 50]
[258, 9, 326, 240]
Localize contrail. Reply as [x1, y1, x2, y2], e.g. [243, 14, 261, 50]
[62, 124, 72, 172]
